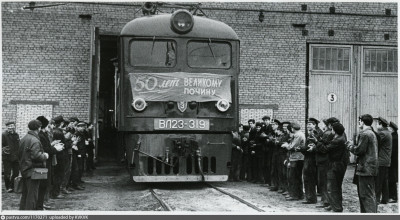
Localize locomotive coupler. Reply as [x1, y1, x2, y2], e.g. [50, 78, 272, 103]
[134, 142, 174, 167]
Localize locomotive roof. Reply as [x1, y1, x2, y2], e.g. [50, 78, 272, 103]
[121, 14, 239, 40]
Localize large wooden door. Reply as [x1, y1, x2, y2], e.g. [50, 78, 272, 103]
[360, 46, 398, 125]
[309, 45, 356, 139]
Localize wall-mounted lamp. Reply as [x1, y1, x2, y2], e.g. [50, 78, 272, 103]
[258, 11, 264, 23]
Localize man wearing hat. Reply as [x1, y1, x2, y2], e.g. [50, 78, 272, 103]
[52, 115, 65, 128]
[251, 122, 266, 184]
[268, 119, 282, 191]
[374, 117, 392, 204]
[71, 121, 88, 189]
[36, 116, 64, 208]
[299, 118, 322, 204]
[388, 122, 398, 203]
[19, 120, 49, 210]
[347, 114, 378, 213]
[283, 122, 305, 201]
[2, 121, 20, 192]
[261, 116, 274, 186]
[314, 118, 335, 208]
[315, 122, 348, 212]
[239, 125, 251, 181]
[278, 121, 291, 195]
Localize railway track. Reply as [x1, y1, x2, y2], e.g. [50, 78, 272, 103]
[149, 183, 265, 212]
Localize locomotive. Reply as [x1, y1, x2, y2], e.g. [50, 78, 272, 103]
[117, 3, 240, 182]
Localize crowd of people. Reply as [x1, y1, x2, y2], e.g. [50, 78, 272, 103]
[230, 115, 398, 213]
[2, 116, 96, 210]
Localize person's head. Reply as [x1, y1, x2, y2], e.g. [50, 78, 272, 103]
[272, 119, 281, 131]
[276, 126, 284, 135]
[52, 115, 64, 128]
[262, 116, 271, 126]
[76, 122, 86, 132]
[238, 123, 243, 133]
[291, 122, 301, 132]
[248, 119, 255, 129]
[332, 122, 345, 136]
[307, 119, 316, 131]
[28, 120, 42, 133]
[5, 121, 16, 133]
[282, 121, 291, 134]
[376, 117, 389, 129]
[255, 122, 262, 132]
[36, 116, 49, 131]
[327, 117, 340, 129]
[308, 118, 320, 128]
[358, 114, 373, 129]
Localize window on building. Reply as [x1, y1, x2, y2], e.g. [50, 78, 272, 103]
[364, 48, 398, 73]
[311, 46, 351, 71]
[187, 41, 231, 69]
[130, 40, 176, 67]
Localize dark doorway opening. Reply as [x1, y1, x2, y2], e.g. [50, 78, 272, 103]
[98, 35, 119, 162]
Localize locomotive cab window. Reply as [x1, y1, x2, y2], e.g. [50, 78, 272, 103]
[130, 40, 177, 67]
[187, 41, 231, 69]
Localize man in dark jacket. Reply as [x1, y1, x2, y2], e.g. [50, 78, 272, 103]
[252, 122, 266, 184]
[299, 119, 322, 204]
[240, 125, 251, 181]
[388, 121, 398, 203]
[2, 121, 20, 192]
[71, 122, 88, 188]
[229, 129, 242, 181]
[347, 114, 379, 213]
[268, 119, 281, 191]
[19, 120, 49, 210]
[261, 116, 273, 186]
[315, 122, 347, 212]
[374, 117, 392, 204]
[314, 118, 336, 208]
[36, 116, 64, 209]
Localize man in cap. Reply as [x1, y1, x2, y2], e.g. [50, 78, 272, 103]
[347, 114, 378, 213]
[2, 121, 20, 192]
[247, 119, 256, 182]
[315, 122, 348, 212]
[299, 118, 322, 204]
[71, 122, 88, 189]
[268, 119, 282, 191]
[36, 116, 64, 209]
[240, 125, 251, 181]
[19, 120, 49, 210]
[278, 121, 291, 195]
[52, 115, 65, 128]
[283, 122, 305, 201]
[229, 128, 242, 182]
[314, 118, 335, 208]
[251, 122, 266, 184]
[374, 117, 392, 204]
[388, 122, 398, 203]
[261, 116, 273, 186]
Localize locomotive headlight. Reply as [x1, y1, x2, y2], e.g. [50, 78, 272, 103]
[216, 99, 230, 112]
[170, 10, 194, 34]
[132, 98, 147, 112]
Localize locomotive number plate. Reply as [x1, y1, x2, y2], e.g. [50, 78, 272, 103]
[154, 118, 210, 130]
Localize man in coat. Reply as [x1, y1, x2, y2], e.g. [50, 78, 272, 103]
[315, 122, 348, 212]
[2, 121, 20, 192]
[374, 117, 392, 204]
[19, 120, 49, 210]
[347, 114, 379, 213]
[283, 122, 305, 201]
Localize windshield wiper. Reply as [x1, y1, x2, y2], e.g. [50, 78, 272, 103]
[208, 38, 217, 63]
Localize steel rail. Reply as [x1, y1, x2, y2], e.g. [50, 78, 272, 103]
[149, 188, 173, 211]
[206, 183, 265, 212]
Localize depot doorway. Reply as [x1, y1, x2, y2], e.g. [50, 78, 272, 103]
[97, 35, 120, 161]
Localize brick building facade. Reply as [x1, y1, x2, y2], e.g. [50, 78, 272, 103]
[1, 2, 397, 146]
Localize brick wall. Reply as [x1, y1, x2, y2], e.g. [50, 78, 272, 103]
[2, 2, 397, 131]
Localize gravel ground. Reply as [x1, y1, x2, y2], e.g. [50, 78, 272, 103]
[2, 162, 398, 213]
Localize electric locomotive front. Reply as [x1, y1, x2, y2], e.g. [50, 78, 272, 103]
[118, 10, 240, 182]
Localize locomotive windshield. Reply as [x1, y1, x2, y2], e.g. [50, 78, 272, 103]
[187, 41, 231, 69]
[130, 40, 176, 67]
